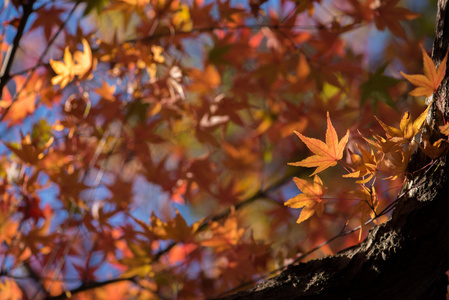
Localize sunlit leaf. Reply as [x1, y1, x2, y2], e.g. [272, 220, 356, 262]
[289, 112, 349, 176]
[284, 175, 327, 224]
[400, 46, 448, 97]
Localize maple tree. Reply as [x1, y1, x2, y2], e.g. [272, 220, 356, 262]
[0, 0, 448, 299]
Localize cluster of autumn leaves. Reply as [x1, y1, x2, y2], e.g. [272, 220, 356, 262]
[285, 47, 449, 239]
[0, 0, 441, 298]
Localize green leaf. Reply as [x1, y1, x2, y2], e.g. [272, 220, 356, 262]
[74, 0, 110, 16]
[208, 44, 232, 65]
[31, 119, 52, 147]
[360, 64, 400, 111]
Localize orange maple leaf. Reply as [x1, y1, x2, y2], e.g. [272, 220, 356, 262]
[0, 278, 22, 300]
[419, 135, 448, 159]
[5, 133, 53, 165]
[163, 209, 204, 242]
[439, 123, 449, 135]
[94, 80, 116, 102]
[0, 76, 37, 126]
[201, 207, 245, 252]
[400, 46, 448, 97]
[188, 64, 221, 94]
[289, 112, 349, 176]
[284, 175, 327, 224]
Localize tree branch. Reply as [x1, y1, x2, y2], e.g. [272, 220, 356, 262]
[43, 277, 137, 300]
[0, 0, 35, 99]
[219, 1, 449, 298]
[220, 154, 449, 299]
[153, 166, 306, 262]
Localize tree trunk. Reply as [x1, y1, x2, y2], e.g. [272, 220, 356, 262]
[220, 1, 449, 299]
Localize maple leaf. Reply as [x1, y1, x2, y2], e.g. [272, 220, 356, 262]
[284, 175, 328, 224]
[360, 130, 401, 154]
[0, 76, 37, 126]
[79, 0, 110, 15]
[163, 209, 204, 242]
[50, 39, 96, 87]
[440, 123, 449, 135]
[375, 105, 430, 144]
[29, 6, 64, 41]
[384, 147, 413, 180]
[343, 145, 379, 184]
[372, 0, 420, 39]
[289, 112, 349, 176]
[419, 135, 448, 159]
[132, 210, 203, 243]
[0, 210, 18, 245]
[50, 46, 75, 88]
[172, 3, 193, 31]
[349, 186, 378, 240]
[201, 208, 245, 252]
[21, 216, 56, 256]
[5, 133, 53, 165]
[375, 104, 430, 144]
[73, 38, 96, 79]
[94, 80, 116, 102]
[73, 261, 100, 282]
[0, 278, 22, 300]
[360, 64, 400, 110]
[119, 255, 153, 279]
[188, 64, 221, 94]
[400, 46, 448, 97]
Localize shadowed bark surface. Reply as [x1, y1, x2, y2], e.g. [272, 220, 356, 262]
[220, 1, 449, 299]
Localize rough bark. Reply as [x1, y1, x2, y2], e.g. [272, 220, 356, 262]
[220, 1, 449, 299]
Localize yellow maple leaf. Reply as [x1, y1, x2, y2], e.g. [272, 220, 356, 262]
[284, 175, 327, 224]
[50, 46, 75, 88]
[400, 46, 448, 97]
[289, 112, 349, 176]
[73, 38, 95, 79]
[343, 144, 379, 184]
[172, 4, 193, 31]
[384, 147, 413, 180]
[349, 186, 378, 240]
[119, 254, 153, 279]
[375, 105, 430, 144]
[359, 130, 401, 154]
[50, 39, 96, 87]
